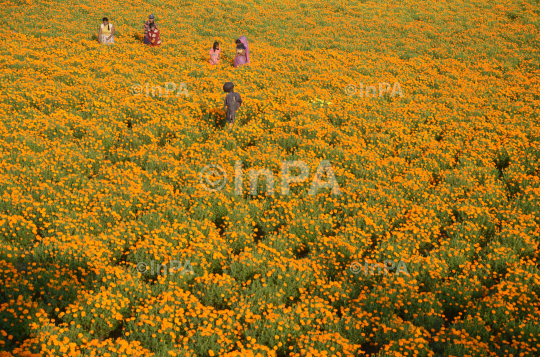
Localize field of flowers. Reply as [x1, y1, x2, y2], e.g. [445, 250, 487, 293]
[1, 0, 540, 355]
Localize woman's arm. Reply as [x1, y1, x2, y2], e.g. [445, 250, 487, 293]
[109, 25, 115, 39]
[98, 26, 102, 43]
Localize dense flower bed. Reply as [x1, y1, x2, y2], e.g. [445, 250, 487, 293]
[1, 0, 539, 355]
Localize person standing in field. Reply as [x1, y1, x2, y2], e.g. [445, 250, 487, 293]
[143, 14, 157, 45]
[147, 23, 161, 47]
[223, 82, 242, 131]
[209, 41, 221, 65]
[234, 36, 250, 67]
[98, 17, 115, 44]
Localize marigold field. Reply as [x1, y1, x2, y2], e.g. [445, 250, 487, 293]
[1, 0, 540, 356]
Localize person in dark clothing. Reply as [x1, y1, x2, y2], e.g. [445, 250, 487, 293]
[223, 82, 242, 131]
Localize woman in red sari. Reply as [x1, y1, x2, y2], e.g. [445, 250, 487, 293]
[147, 22, 161, 47]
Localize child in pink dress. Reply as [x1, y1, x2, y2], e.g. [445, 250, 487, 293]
[209, 42, 220, 65]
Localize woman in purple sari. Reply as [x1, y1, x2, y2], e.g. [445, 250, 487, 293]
[234, 36, 250, 67]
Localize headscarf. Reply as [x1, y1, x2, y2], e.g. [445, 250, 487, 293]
[237, 35, 249, 63]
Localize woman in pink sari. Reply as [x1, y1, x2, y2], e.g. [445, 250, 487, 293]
[234, 36, 250, 67]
